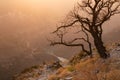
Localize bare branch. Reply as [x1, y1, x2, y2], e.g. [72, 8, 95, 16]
[50, 40, 91, 56]
[50, 0, 120, 58]
[53, 20, 79, 33]
[96, 0, 120, 26]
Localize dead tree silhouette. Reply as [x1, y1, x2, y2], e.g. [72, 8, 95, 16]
[50, 0, 120, 59]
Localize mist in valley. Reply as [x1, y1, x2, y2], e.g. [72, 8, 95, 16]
[0, 0, 120, 80]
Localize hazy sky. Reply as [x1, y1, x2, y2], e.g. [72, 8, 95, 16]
[0, 0, 119, 33]
[0, 1, 120, 80]
[0, 0, 79, 58]
[0, 0, 120, 58]
[0, 0, 77, 37]
[0, 0, 76, 20]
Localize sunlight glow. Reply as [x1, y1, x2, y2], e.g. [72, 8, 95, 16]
[6, 0, 76, 18]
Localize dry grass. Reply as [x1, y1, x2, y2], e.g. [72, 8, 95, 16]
[106, 70, 120, 80]
[15, 43, 120, 80]
[49, 51, 120, 80]
[48, 75, 60, 80]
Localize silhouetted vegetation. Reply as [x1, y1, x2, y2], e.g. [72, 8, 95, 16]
[50, 0, 120, 59]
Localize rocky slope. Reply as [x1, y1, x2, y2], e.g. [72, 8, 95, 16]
[14, 42, 120, 80]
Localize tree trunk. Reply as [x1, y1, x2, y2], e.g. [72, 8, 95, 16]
[93, 34, 108, 59]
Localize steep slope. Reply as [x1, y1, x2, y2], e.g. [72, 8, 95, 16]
[14, 42, 120, 80]
[0, 53, 58, 80]
[48, 43, 120, 80]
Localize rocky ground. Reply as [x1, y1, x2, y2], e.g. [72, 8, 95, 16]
[13, 42, 120, 80]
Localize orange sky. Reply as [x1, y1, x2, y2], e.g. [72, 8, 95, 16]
[0, 0, 119, 31]
[0, 0, 76, 18]
[0, 0, 77, 33]
[0, 0, 120, 58]
[0, 0, 119, 45]
[0, 0, 78, 57]
[0, 2, 120, 80]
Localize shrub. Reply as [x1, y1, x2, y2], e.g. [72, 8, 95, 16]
[70, 51, 88, 65]
[67, 66, 75, 72]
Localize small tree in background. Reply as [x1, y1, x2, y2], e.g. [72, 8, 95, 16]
[50, 0, 120, 59]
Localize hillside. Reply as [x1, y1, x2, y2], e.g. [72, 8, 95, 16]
[14, 42, 120, 80]
[0, 53, 58, 80]
[0, 25, 120, 80]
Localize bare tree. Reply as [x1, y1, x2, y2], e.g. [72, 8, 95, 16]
[50, 0, 120, 59]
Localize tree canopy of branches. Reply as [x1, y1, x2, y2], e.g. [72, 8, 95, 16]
[50, 0, 120, 59]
